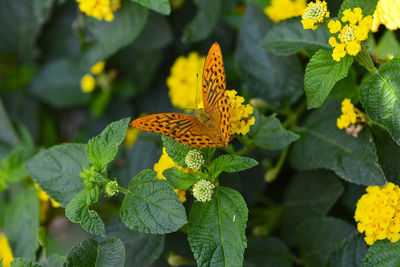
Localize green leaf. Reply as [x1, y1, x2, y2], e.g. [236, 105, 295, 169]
[4, 187, 39, 260]
[0, 145, 37, 183]
[290, 101, 386, 186]
[376, 30, 400, 61]
[105, 217, 165, 267]
[282, 170, 344, 244]
[245, 237, 291, 267]
[10, 258, 41, 267]
[131, 0, 171, 15]
[0, 0, 53, 60]
[235, 4, 304, 108]
[325, 233, 368, 267]
[249, 111, 299, 150]
[163, 167, 200, 189]
[261, 18, 331, 56]
[184, 0, 221, 43]
[305, 49, 354, 109]
[65, 238, 125, 267]
[120, 169, 187, 234]
[86, 118, 130, 172]
[296, 217, 354, 267]
[363, 240, 400, 266]
[376, 131, 400, 185]
[208, 155, 258, 180]
[360, 58, 400, 145]
[188, 186, 248, 267]
[26, 143, 89, 207]
[339, 0, 378, 18]
[83, 1, 148, 67]
[65, 188, 106, 237]
[28, 60, 90, 108]
[0, 100, 18, 145]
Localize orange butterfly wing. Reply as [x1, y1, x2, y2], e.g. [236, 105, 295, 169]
[201, 42, 231, 146]
[129, 113, 223, 148]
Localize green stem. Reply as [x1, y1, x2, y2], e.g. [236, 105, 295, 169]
[282, 101, 306, 129]
[265, 146, 289, 183]
[355, 43, 377, 73]
[118, 186, 129, 195]
[235, 135, 257, 156]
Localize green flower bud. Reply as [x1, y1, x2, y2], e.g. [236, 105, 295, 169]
[184, 149, 204, 170]
[192, 180, 215, 202]
[104, 180, 119, 197]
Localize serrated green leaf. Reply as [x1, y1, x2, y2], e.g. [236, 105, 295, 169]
[4, 187, 39, 260]
[235, 4, 303, 108]
[86, 118, 130, 172]
[188, 186, 248, 267]
[26, 143, 89, 207]
[83, 1, 148, 67]
[184, 0, 221, 43]
[249, 111, 299, 150]
[297, 217, 355, 267]
[261, 18, 331, 56]
[305, 49, 353, 109]
[282, 171, 344, 245]
[28, 60, 90, 108]
[65, 238, 125, 267]
[362, 240, 400, 267]
[131, 0, 170, 15]
[245, 237, 291, 267]
[105, 217, 165, 267]
[65, 189, 106, 237]
[290, 101, 386, 186]
[360, 58, 400, 145]
[338, 0, 378, 18]
[0, 100, 18, 145]
[376, 31, 400, 61]
[325, 233, 368, 267]
[208, 155, 258, 180]
[120, 169, 187, 234]
[10, 258, 41, 267]
[163, 167, 200, 189]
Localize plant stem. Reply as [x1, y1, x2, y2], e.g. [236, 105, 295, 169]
[355, 43, 377, 73]
[265, 146, 289, 182]
[283, 101, 306, 129]
[118, 186, 129, 195]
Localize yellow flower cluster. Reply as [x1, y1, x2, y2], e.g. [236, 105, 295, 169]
[167, 52, 205, 110]
[227, 90, 256, 135]
[35, 184, 61, 223]
[0, 233, 14, 267]
[328, 8, 373, 61]
[336, 98, 358, 129]
[80, 61, 106, 93]
[264, 0, 306, 23]
[355, 182, 400, 245]
[372, 0, 400, 32]
[154, 148, 188, 202]
[76, 0, 121, 21]
[301, 0, 330, 30]
[124, 128, 140, 148]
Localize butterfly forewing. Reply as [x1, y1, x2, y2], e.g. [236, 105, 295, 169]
[130, 113, 223, 148]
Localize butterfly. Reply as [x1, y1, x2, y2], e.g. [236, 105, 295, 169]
[130, 42, 231, 148]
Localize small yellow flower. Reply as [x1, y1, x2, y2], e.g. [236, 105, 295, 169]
[328, 20, 341, 33]
[91, 61, 105, 75]
[76, 0, 121, 21]
[167, 52, 205, 110]
[35, 184, 61, 223]
[124, 128, 140, 148]
[301, 0, 330, 30]
[0, 233, 13, 267]
[336, 98, 359, 130]
[80, 74, 96, 93]
[264, 0, 306, 23]
[226, 90, 256, 135]
[372, 0, 400, 32]
[154, 148, 189, 202]
[355, 182, 400, 245]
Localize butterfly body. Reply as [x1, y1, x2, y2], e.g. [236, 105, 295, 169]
[130, 43, 231, 148]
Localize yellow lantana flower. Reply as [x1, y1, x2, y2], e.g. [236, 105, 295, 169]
[372, 0, 400, 32]
[167, 52, 205, 110]
[0, 233, 14, 267]
[91, 61, 105, 75]
[355, 182, 400, 245]
[35, 184, 61, 223]
[328, 8, 373, 61]
[264, 0, 306, 23]
[336, 98, 359, 129]
[154, 148, 188, 202]
[301, 0, 330, 30]
[76, 0, 121, 21]
[227, 90, 256, 135]
[80, 74, 96, 93]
